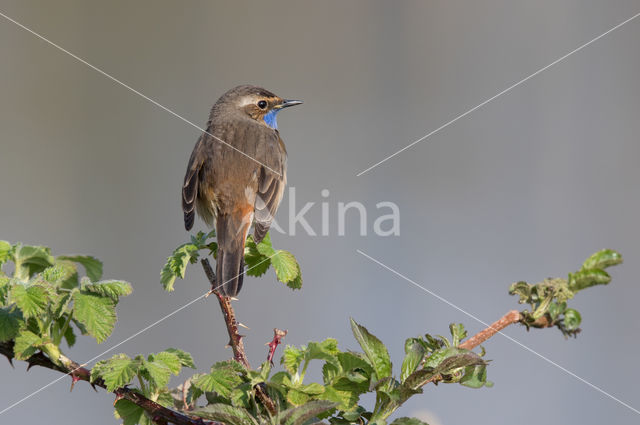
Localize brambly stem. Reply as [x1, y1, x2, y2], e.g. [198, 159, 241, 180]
[200, 258, 277, 416]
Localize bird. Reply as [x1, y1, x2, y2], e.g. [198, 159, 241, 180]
[182, 85, 302, 297]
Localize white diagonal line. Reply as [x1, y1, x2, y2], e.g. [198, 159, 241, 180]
[0, 10, 281, 176]
[356, 11, 640, 176]
[356, 249, 640, 416]
[0, 252, 278, 415]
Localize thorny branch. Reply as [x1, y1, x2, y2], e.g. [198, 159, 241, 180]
[200, 258, 278, 416]
[0, 341, 219, 425]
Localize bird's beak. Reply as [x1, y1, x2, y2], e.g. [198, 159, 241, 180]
[275, 99, 303, 109]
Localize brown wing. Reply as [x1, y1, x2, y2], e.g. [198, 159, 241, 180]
[182, 136, 206, 231]
[253, 136, 287, 243]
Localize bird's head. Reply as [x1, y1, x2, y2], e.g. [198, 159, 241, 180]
[216, 85, 302, 130]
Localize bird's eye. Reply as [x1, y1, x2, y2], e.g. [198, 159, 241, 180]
[257, 100, 268, 109]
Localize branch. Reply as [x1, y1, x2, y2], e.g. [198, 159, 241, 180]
[459, 310, 523, 350]
[0, 341, 216, 425]
[200, 259, 277, 416]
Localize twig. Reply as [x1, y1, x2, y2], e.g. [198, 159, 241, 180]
[267, 329, 287, 365]
[459, 310, 523, 350]
[0, 341, 217, 425]
[200, 259, 277, 416]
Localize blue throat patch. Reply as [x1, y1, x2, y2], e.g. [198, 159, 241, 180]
[263, 109, 280, 130]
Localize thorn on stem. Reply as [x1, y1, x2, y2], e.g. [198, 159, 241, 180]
[70, 374, 81, 392]
[238, 322, 250, 330]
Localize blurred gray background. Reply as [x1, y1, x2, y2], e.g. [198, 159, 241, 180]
[1, 1, 640, 424]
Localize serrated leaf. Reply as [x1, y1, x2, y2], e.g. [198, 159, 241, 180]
[390, 417, 430, 425]
[191, 404, 257, 425]
[307, 338, 339, 363]
[297, 382, 325, 395]
[0, 276, 10, 305]
[194, 366, 244, 397]
[143, 357, 173, 390]
[281, 400, 337, 425]
[57, 255, 103, 281]
[152, 351, 182, 374]
[164, 348, 195, 368]
[41, 263, 77, 286]
[13, 244, 54, 280]
[449, 323, 467, 346]
[72, 291, 116, 343]
[282, 346, 305, 375]
[160, 243, 200, 292]
[255, 233, 275, 256]
[13, 330, 43, 360]
[350, 318, 392, 380]
[0, 240, 12, 266]
[286, 264, 303, 290]
[244, 238, 271, 277]
[272, 250, 299, 283]
[0, 306, 21, 342]
[287, 388, 310, 406]
[115, 398, 146, 425]
[337, 351, 374, 375]
[401, 339, 425, 382]
[82, 280, 132, 302]
[318, 385, 359, 411]
[582, 249, 623, 270]
[92, 354, 138, 391]
[11, 284, 49, 318]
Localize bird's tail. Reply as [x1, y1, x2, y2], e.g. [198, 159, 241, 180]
[215, 214, 249, 297]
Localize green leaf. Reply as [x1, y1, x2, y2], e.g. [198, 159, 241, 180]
[72, 291, 116, 343]
[286, 263, 303, 290]
[194, 363, 244, 397]
[307, 338, 340, 364]
[255, 233, 275, 256]
[160, 243, 200, 292]
[13, 330, 43, 360]
[115, 399, 145, 425]
[92, 354, 138, 391]
[11, 284, 49, 318]
[143, 357, 173, 390]
[582, 249, 623, 270]
[57, 255, 103, 281]
[401, 339, 425, 382]
[152, 351, 182, 375]
[191, 404, 257, 425]
[281, 400, 338, 425]
[164, 348, 196, 368]
[244, 238, 271, 277]
[297, 382, 325, 395]
[568, 269, 611, 291]
[0, 275, 10, 305]
[0, 306, 21, 342]
[0, 240, 12, 266]
[318, 385, 359, 411]
[563, 308, 582, 331]
[449, 323, 467, 346]
[282, 346, 305, 375]
[12, 244, 54, 280]
[460, 364, 492, 389]
[350, 318, 392, 380]
[287, 388, 310, 406]
[390, 417, 430, 425]
[272, 250, 299, 283]
[82, 280, 132, 302]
